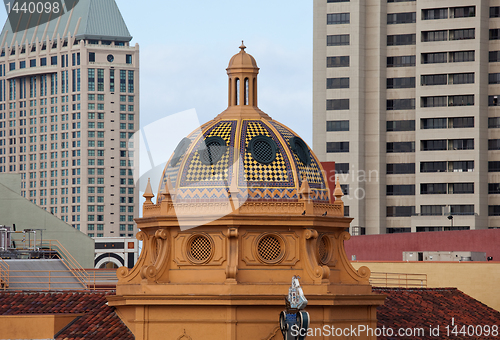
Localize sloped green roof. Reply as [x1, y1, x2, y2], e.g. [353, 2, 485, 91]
[0, 0, 132, 48]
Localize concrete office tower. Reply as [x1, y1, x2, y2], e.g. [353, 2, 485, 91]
[313, 0, 500, 234]
[0, 0, 139, 238]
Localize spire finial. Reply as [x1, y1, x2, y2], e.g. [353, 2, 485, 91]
[239, 40, 246, 51]
[334, 176, 344, 201]
[143, 178, 154, 205]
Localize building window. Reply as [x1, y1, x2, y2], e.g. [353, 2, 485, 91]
[387, 206, 415, 217]
[491, 29, 500, 40]
[492, 7, 500, 18]
[327, 56, 349, 67]
[449, 139, 474, 150]
[387, 34, 415, 46]
[420, 96, 447, 108]
[327, 13, 350, 24]
[335, 163, 349, 174]
[421, 205, 445, 216]
[449, 117, 474, 128]
[386, 99, 415, 110]
[489, 96, 500, 106]
[489, 206, 500, 216]
[387, 12, 416, 24]
[422, 8, 448, 20]
[120, 70, 126, 92]
[387, 228, 411, 234]
[449, 183, 474, 194]
[387, 142, 415, 153]
[97, 69, 104, 91]
[422, 52, 447, 64]
[327, 77, 349, 89]
[449, 28, 475, 40]
[326, 99, 349, 110]
[421, 30, 447, 42]
[490, 51, 500, 62]
[489, 183, 500, 194]
[451, 205, 474, 215]
[448, 95, 474, 106]
[449, 51, 474, 62]
[489, 161, 500, 172]
[327, 34, 350, 46]
[489, 73, 500, 84]
[386, 120, 415, 131]
[420, 74, 448, 86]
[421, 183, 447, 195]
[386, 163, 415, 174]
[387, 185, 415, 196]
[326, 120, 349, 131]
[326, 142, 349, 153]
[421, 140, 447, 151]
[450, 161, 474, 172]
[89, 52, 95, 62]
[449, 73, 474, 85]
[450, 6, 475, 18]
[421, 118, 446, 129]
[387, 55, 415, 67]
[88, 69, 95, 91]
[387, 77, 415, 89]
[126, 54, 132, 64]
[128, 71, 134, 93]
[489, 139, 500, 150]
[489, 117, 500, 128]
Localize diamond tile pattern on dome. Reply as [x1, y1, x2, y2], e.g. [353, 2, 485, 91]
[269, 121, 329, 202]
[158, 122, 207, 201]
[269, 121, 325, 187]
[239, 120, 294, 187]
[181, 120, 236, 187]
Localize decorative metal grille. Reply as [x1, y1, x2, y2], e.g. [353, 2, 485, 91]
[189, 235, 212, 262]
[199, 136, 226, 166]
[248, 135, 277, 165]
[257, 235, 282, 262]
[253, 140, 274, 163]
[318, 235, 330, 264]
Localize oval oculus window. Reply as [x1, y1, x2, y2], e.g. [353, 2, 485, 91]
[199, 136, 227, 166]
[290, 137, 310, 165]
[170, 137, 191, 166]
[248, 135, 277, 164]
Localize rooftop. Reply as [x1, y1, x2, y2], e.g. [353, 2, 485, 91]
[0, 0, 132, 48]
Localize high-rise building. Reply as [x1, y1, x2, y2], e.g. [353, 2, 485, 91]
[0, 0, 139, 237]
[313, 0, 500, 234]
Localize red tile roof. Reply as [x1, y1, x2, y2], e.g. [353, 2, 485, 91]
[0, 291, 133, 340]
[1, 288, 499, 340]
[374, 288, 500, 340]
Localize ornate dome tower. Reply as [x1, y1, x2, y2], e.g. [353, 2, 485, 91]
[109, 46, 384, 340]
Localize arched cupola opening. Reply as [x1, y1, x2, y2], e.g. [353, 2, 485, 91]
[226, 42, 259, 108]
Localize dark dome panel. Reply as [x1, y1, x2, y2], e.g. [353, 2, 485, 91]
[270, 121, 330, 202]
[181, 120, 237, 186]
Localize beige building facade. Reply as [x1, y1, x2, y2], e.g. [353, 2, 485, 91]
[313, 0, 500, 234]
[0, 0, 139, 238]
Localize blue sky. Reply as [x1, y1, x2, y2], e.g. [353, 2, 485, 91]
[116, 0, 314, 145]
[0, 0, 314, 142]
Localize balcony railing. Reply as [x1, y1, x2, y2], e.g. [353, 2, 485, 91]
[370, 272, 427, 288]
